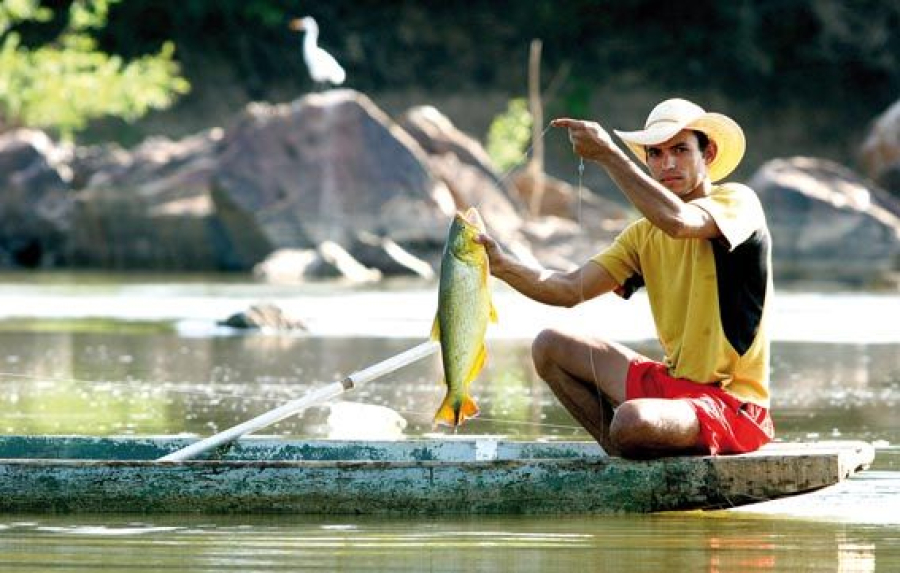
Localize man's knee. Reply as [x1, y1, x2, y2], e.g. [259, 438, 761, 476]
[609, 400, 702, 457]
[531, 328, 564, 378]
[609, 401, 653, 451]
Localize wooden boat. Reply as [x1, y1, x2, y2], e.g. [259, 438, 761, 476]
[0, 435, 874, 515]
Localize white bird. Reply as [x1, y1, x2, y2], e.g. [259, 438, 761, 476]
[289, 16, 346, 87]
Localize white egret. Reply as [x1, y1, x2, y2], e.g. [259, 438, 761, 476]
[289, 16, 346, 87]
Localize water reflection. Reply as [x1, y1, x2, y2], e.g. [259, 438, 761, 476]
[0, 514, 890, 573]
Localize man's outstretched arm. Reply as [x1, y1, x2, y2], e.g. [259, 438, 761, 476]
[477, 234, 618, 307]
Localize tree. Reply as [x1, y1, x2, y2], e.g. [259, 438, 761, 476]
[0, 0, 189, 140]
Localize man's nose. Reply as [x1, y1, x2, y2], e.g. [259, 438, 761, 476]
[663, 152, 677, 169]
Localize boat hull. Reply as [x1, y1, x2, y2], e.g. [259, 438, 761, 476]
[0, 436, 874, 514]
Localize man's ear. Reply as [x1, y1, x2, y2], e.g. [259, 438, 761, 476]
[704, 139, 718, 166]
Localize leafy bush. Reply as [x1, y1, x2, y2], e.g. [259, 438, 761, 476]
[0, 0, 189, 139]
[486, 98, 533, 172]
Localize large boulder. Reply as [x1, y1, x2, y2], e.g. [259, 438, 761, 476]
[398, 105, 534, 265]
[0, 130, 73, 267]
[860, 99, 900, 193]
[750, 157, 900, 283]
[211, 90, 451, 269]
[65, 129, 230, 269]
[399, 105, 522, 208]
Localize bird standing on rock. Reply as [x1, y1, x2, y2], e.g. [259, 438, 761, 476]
[289, 16, 346, 87]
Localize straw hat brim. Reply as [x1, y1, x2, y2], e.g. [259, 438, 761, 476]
[614, 113, 745, 182]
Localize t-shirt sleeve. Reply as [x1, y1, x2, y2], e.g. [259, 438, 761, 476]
[691, 183, 765, 251]
[591, 219, 646, 298]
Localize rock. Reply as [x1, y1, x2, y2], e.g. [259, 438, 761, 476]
[253, 248, 320, 282]
[68, 143, 129, 190]
[220, 303, 307, 330]
[399, 105, 521, 205]
[254, 241, 381, 283]
[400, 105, 527, 244]
[0, 130, 73, 267]
[318, 240, 382, 283]
[879, 163, 900, 194]
[860, 99, 900, 192]
[212, 90, 449, 264]
[65, 128, 230, 270]
[521, 216, 611, 271]
[349, 232, 435, 279]
[750, 157, 900, 283]
[513, 170, 630, 230]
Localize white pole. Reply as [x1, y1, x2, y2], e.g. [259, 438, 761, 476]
[158, 340, 439, 462]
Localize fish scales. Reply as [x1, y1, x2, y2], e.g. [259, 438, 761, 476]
[431, 207, 497, 427]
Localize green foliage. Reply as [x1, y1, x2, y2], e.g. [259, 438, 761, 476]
[0, 0, 189, 139]
[486, 98, 533, 172]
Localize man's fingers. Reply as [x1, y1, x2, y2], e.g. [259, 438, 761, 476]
[551, 118, 580, 128]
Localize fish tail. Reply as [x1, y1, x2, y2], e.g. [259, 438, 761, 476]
[458, 394, 479, 424]
[433, 393, 480, 428]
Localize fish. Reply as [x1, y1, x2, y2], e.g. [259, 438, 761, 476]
[431, 207, 497, 427]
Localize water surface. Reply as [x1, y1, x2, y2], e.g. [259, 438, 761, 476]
[0, 274, 898, 572]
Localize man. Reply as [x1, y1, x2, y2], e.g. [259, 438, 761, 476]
[479, 98, 773, 458]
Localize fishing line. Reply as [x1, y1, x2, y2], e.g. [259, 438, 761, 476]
[469, 122, 554, 214]
[575, 156, 599, 388]
[496, 123, 554, 187]
[454, 416, 583, 431]
[0, 370, 309, 404]
[397, 409, 582, 431]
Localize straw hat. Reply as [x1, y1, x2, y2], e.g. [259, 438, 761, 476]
[614, 98, 745, 182]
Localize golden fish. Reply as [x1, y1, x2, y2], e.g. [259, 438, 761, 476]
[431, 207, 497, 427]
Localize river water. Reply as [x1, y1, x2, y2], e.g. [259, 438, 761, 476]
[0, 273, 897, 572]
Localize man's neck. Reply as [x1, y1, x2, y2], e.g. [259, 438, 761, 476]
[682, 178, 713, 202]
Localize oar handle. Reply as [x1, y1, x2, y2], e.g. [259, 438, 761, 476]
[158, 340, 439, 462]
[343, 340, 439, 389]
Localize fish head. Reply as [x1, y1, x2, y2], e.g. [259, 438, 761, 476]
[447, 208, 486, 262]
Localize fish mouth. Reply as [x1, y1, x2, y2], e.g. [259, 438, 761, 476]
[455, 207, 485, 232]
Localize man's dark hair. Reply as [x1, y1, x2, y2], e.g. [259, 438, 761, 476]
[692, 130, 710, 152]
[643, 130, 711, 158]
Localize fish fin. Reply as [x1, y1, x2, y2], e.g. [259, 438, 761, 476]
[429, 315, 441, 341]
[465, 342, 488, 384]
[458, 395, 480, 424]
[433, 394, 480, 428]
[480, 256, 497, 325]
[433, 395, 458, 428]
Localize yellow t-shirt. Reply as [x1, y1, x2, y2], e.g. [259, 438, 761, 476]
[593, 183, 772, 407]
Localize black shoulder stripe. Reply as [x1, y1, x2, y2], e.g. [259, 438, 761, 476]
[620, 273, 645, 300]
[711, 228, 770, 355]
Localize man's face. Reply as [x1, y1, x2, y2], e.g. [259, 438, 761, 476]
[645, 130, 715, 198]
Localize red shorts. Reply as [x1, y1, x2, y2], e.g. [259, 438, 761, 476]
[626, 358, 774, 455]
